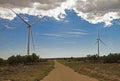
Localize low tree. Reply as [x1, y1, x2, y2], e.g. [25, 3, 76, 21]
[87, 54, 99, 63]
[104, 53, 120, 63]
[0, 58, 5, 65]
[31, 53, 39, 62]
[7, 55, 16, 65]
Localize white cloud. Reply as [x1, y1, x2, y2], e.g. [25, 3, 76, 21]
[0, 8, 16, 20]
[4, 25, 14, 29]
[0, 21, 15, 29]
[42, 33, 62, 37]
[41, 30, 87, 37]
[65, 31, 87, 35]
[0, 0, 120, 26]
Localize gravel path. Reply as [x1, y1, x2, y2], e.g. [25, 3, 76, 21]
[41, 60, 98, 81]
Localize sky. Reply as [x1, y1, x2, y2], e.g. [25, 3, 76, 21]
[0, 0, 120, 58]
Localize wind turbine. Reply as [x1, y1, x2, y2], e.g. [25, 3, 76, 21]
[96, 30, 106, 57]
[10, 9, 44, 55]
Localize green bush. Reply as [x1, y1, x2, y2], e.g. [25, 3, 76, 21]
[86, 53, 120, 63]
[66, 53, 120, 63]
[0, 58, 5, 65]
[103, 53, 120, 63]
[7, 55, 17, 65]
[7, 53, 40, 65]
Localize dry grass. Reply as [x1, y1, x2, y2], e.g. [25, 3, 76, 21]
[59, 60, 120, 81]
[0, 60, 54, 81]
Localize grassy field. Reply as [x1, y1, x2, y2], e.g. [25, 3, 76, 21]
[0, 60, 54, 81]
[59, 60, 120, 81]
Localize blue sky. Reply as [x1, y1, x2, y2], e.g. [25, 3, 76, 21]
[0, 10, 120, 58]
[0, 0, 120, 58]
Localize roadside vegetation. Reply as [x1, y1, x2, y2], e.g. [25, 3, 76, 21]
[59, 53, 120, 81]
[0, 53, 54, 81]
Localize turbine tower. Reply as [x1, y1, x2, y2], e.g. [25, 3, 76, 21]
[96, 30, 105, 57]
[11, 9, 44, 55]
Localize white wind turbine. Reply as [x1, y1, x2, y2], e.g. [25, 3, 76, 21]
[96, 30, 106, 57]
[11, 9, 45, 55]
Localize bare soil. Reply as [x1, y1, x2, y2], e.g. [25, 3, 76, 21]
[41, 60, 98, 81]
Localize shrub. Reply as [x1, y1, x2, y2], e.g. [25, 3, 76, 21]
[7, 53, 40, 65]
[0, 58, 4, 65]
[103, 53, 120, 63]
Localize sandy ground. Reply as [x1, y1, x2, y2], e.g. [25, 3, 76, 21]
[41, 60, 98, 81]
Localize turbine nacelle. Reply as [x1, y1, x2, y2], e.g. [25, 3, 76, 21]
[27, 25, 31, 28]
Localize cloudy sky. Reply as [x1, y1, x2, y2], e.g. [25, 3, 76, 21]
[0, 0, 120, 58]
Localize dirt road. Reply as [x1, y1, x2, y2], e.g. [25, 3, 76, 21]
[41, 60, 98, 81]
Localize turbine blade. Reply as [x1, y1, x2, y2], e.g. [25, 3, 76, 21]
[100, 39, 106, 46]
[95, 40, 98, 45]
[30, 17, 45, 26]
[30, 29, 35, 51]
[10, 9, 30, 26]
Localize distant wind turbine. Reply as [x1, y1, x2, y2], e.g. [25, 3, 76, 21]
[10, 9, 45, 55]
[96, 30, 106, 57]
